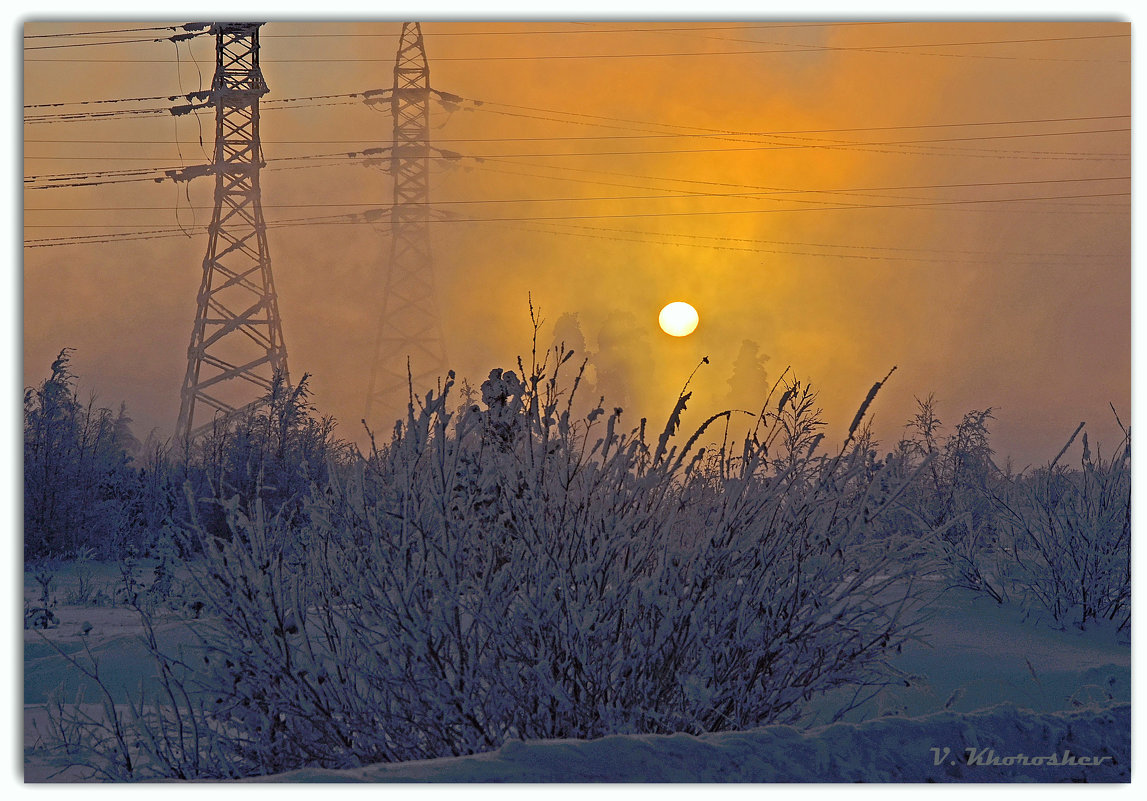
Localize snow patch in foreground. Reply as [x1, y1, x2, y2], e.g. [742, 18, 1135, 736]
[257, 702, 1129, 783]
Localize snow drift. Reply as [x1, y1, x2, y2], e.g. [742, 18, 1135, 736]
[258, 702, 1130, 783]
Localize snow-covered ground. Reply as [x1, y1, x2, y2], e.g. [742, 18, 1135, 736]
[259, 703, 1129, 782]
[23, 563, 1131, 782]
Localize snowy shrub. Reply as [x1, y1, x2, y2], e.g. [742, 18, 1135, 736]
[177, 371, 349, 549]
[24, 349, 143, 559]
[25, 569, 59, 630]
[881, 396, 1007, 603]
[45, 340, 929, 779]
[62, 548, 107, 606]
[884, 396, 1131, 632]
[993, 423, 1131, 631]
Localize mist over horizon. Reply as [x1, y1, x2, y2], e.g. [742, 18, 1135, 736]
[23, 20, 1131, 469]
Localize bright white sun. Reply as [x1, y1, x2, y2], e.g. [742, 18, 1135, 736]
[658, 301, 700, 337]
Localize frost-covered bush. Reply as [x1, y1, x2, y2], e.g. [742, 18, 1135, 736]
[993, 424, 1130, 631]
[49, 338, 930, 780]
[880, 396, 1006, 603]
[882, 396, 1131, 632]
[179, 371, 348, 550]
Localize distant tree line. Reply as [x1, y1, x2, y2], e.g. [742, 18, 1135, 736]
[23, 348, 347, 562]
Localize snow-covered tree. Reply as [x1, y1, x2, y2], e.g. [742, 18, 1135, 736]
[24, 349, 140, 558]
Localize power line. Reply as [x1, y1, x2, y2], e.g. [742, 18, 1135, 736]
[522, 219, 1126, 260]
[23, 175, 1132, 212]
[474, 108, 1131, 141]
[261, 22, 906, 39]
[25, 36, 185, 51]
[23, 91, 378, 124]
[587, 22, 1127, 64]
[24, 88, 375, 111]
[453, 92, 1125, 146]
[506, 218, 1125, 262]
[422, 92, 1129, 158]
[26, 96, 198, 110]
[23, 24, 202, 39]
[23, 188, 1131, 233]
[461, 149, 1122, 211]
[21, 126, 1130, 165]
[23, 113, 1132, 145]
[23, 26, 209, 51]
[24, 129, 1131, 191]
[466, 156, 1129, 198]
[23, 32, 1130, 63]
[24, 208, 1128, 262]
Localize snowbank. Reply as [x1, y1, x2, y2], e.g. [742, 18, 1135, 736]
[258, 702, 1129, 783]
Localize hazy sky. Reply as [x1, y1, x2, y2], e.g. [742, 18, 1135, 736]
[22, 18, 1130, 466]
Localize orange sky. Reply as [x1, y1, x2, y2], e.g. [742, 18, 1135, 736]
[22, 20, 1131, 467]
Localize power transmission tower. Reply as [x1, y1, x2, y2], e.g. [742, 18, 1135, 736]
[364, 22, 448, 428]
[176, 22, 289, 441]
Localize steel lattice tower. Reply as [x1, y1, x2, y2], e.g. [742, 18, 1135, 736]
[364, 22, 448, 426]
[177, 22, 288, 441]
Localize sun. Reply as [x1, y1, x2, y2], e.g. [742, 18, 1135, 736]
[658, 301, 699, 337]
